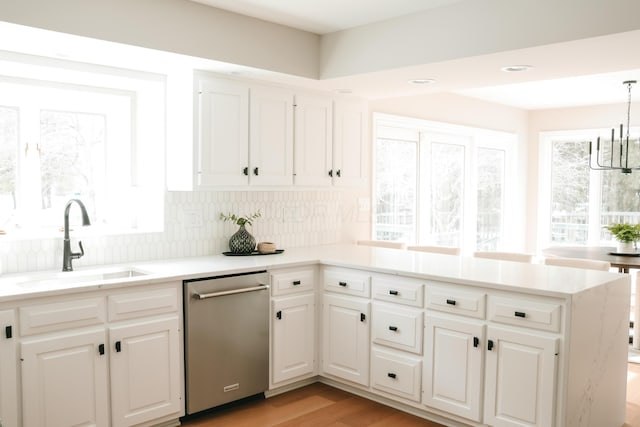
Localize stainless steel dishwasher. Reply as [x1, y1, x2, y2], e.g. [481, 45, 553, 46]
[183, 270, 269, 415]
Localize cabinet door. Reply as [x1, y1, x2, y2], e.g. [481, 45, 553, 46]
[333, 99, 367, 187]
[272, 294, 316, 384]
[249, 85, 294, 186]
[0, 310, 18, 427]
[423, 315, 485, 422]
[322, 294, 370, 386]
[109, 316, 181, 427]
[293, 93, 333, 186]
[484, 326, 558, 427]
[21, 329, 109, 427]
[196, 77, 249, 187]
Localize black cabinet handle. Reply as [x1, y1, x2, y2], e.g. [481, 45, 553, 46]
[98, 344, 105, 355]
[328, 170, 333, 177]
[515, 311, 526, 318]
[115, 341, 121, 353]
[5, 325, 12, 339]
[387, 373, 396, 379]
[446, 299, 456, 306]
[253, 167, 259, 176]
[243, 167, 249, 176]
[388, 326, 398, 332]
[292, 280, 301, 286]
[389, 290, 399, 295]
[338, 281, 347, 287]
[473, 336, 479, 348]
[276, 310, 282, 320]
[336, 169, 341, 177]
[487, 340, 494, 351]
[360, 313, 366, 322]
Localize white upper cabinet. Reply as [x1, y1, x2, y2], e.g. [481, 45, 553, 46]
[249, 85, 294, 186]
[333, 98, 368, 187]
[196, 77, 249, 187]
[293, 93, 333, 186]
[194, 73, 367, 189]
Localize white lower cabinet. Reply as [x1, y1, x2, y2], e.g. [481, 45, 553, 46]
[18, 282, 183, 427]
[109, 317, 181, 427]
[0, 309, 18, 427]
[272, 293, 316, 385]
[484, 325, 558, 427]
[423, 314, 485, 422]
[21, 328, 109, 427]
[371, 347, 422, 402]
[322, 293, 370, 386]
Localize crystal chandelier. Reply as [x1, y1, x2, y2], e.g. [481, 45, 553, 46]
[589, 80, 638, 174]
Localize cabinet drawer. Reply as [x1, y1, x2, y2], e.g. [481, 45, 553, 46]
[371, 348, 422, 402]
[488, 296, 562, 332]
[372, 275, 424, 307]
[20, 297, 105, 336]
[372, 303, 423, 354]
[426, 285, 486, 319]
[270, 267, 315, 296]
[323, 267, 370, 297]
[108, 286, 178, 322]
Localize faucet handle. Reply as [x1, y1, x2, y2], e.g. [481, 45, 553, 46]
[78, 241, 85, 257]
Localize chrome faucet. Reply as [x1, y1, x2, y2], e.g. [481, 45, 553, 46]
[62, 199, 91, 271]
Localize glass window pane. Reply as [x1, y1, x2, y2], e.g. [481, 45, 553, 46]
[477, 148, 504, 250]
[430, 142, 464, 246]
[374, 138, 417, 242]
[0, 106, 18, 225]
[550, 140, 590, 244]
[39, 110, 106, 226]
[600, 137, 640, 240]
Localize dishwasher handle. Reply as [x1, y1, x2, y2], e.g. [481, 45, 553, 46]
[193, 284, 269, 300]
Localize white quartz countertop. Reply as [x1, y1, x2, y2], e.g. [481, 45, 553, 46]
[0, 244, 629, 302]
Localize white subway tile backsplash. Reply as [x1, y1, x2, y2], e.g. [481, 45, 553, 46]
[1, 189, 366, 275]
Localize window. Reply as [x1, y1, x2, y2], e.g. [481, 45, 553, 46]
[373, 114, 516, 253]
[539, 130, 640, 247]
[0, 53, 165, 236]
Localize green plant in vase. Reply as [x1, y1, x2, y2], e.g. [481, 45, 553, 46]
[220, 210, 261, 254]
[603, 222, 640, 253]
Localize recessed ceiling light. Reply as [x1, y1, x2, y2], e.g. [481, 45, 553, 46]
[501, 65, 533, 72]
[409, 79, 436, 85]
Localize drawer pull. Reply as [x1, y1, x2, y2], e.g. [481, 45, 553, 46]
[487, 340, 494, 351]
[292, 280, 301, 286]
[473, 336, 479, 348]
[360, 313, 366, 322]
[387, 372, 397, 379]
[389, 290, 399, 295]
[339, 281, 348, 287]
[514, 311, 526, 318]
[446, 299, 457, 306]
[98, 343, 105, 356]
[5, 325, 12, 339]
[115, 341, 122, 353]
[388, 326, 398, 332]
[276, 310, 282, 320]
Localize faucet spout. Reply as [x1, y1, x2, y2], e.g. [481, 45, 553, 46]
[62, 199, 91, 272]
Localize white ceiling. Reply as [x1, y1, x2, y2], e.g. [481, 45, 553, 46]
[188, 0, 640, 111]
[189, 0, 466, 34]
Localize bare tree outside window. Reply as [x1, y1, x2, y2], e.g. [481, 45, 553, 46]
[477, 148, 505, 250]
[0, 106, 18, 220]
[39, 110, 105, 221]
[430, 142, 463, 246]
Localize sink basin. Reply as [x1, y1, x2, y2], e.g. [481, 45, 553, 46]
[13, 267, 149, 288]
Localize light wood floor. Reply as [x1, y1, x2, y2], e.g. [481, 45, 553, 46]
[182, 363, 640, 427]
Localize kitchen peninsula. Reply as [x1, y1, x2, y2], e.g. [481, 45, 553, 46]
[0, 244, 630, 427]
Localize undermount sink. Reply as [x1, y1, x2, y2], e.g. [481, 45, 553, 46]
[13, 267, 149, 288]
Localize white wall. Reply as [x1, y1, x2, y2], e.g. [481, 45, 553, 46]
[370, 93, 529, 250]
[320, 0, 640, 78]
[1, 0, 319, 79]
